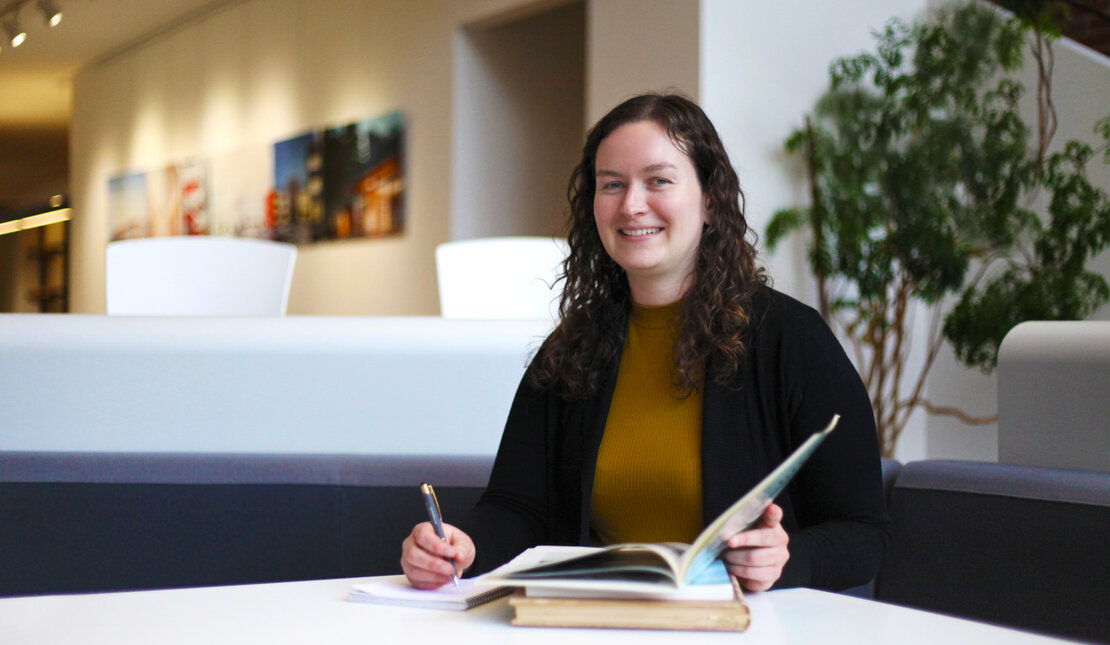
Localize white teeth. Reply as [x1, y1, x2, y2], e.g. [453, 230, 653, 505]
[621, 228, 661, 236]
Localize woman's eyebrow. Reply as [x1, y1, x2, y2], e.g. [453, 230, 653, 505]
[595, 162, 677, 178]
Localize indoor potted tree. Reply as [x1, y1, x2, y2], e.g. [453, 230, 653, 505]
[766, 2, 1110, 457]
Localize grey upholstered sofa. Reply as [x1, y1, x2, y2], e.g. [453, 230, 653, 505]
[0, 452, 491, 596]
[874, 459, 1110, 644]
[7, 452, 1110, 644]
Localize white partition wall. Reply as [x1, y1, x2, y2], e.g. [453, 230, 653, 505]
[0, 315, 550, 455]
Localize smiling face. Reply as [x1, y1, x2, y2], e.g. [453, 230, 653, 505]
[593, 120, 708, 305]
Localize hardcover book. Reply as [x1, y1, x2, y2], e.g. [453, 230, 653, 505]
[508, 578, 749, 631]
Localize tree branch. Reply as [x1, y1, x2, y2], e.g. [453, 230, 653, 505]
[803, 116, 832, 320]
[918, 399, 998, 425]
[895, 297, 946, 433]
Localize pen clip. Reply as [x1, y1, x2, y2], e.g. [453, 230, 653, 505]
[421, 482, 446, 538]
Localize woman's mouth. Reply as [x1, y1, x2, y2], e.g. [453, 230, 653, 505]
[620, 227, 661, 237]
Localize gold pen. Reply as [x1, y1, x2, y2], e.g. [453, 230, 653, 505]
[420, 482, 460, 587]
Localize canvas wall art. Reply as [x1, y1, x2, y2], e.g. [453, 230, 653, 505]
[108, 160, 209, 241]
[321, 111, 405, 241]
[107, 110, 405, 246]
[107, 171, 149, 241]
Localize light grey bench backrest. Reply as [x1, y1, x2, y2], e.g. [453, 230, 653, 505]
[997, 321, 1110, 474]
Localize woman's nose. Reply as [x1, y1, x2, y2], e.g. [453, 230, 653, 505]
[619, 184, 647, 216]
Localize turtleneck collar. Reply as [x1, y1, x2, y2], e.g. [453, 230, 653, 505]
[629, 299, 682, 330]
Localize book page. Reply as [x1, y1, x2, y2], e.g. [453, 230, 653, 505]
[349, 575, 509, 610]
[505, 545, 685, 584]
[487, 545, 599, 576]
[482, 545, 692, 595]
[523, 579, 737, 601]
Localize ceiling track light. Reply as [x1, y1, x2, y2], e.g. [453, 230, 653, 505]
[37, 0, 60, 27]
[3, 13, 26, 47]
[0, 0, 62, 50]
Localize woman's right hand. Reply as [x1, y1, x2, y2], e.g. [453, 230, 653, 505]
[400, 521, 476, 589]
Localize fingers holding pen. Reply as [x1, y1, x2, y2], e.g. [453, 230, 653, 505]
[401, 522, 475, 589]
[429, 522, 475, 569]
[402, 522, 453, 588]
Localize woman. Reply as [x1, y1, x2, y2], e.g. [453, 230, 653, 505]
[402, 92, 889, 592]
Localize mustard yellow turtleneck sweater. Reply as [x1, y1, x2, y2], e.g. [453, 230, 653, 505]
[589, 301, 704, 546]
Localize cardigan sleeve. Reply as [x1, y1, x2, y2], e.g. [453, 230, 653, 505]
[760, 292, 891, 590]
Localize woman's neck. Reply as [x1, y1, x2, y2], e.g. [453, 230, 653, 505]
[628, 274, 692, 307]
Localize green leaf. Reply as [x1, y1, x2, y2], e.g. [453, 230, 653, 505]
[765, 208, 806, 252]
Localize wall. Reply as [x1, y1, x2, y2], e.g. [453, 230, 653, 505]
[69, 0, 699, 316]
[586, 0, 700, 123]
[452, 1, 586, 240]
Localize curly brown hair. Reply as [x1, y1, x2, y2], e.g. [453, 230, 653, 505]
[532, 92, 766, 398]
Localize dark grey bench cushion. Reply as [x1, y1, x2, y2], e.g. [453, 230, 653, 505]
[874, 459, 1110, 643]
[0, 452, 492, 597]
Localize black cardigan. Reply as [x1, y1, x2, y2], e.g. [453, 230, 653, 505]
[461, 286, 890, 590]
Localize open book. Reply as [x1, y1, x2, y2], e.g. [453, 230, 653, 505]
[481, 414, 839, 595]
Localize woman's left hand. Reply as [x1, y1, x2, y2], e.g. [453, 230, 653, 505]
[721, 502, 789, 591]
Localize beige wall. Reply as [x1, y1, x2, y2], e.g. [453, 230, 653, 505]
[452, 1, 586, 241]
[69, 0, 699, 315]
[586, 0, 699, 123]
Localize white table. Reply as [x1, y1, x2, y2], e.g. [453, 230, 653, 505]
[0, 577, 1074, 644]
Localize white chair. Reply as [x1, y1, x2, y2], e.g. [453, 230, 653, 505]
[106, 236, 297, 315]
[435, 236, 569, 322]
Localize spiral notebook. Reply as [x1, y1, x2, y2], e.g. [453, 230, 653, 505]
[348, 575, 513, 610]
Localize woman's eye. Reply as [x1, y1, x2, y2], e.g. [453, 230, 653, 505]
[601, 181, 624, 190]
[650, 177, 672, 186]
